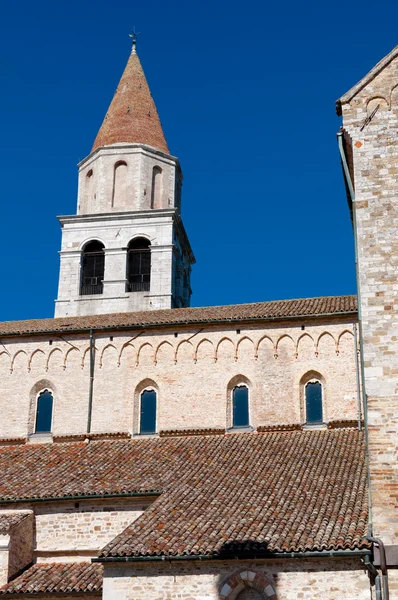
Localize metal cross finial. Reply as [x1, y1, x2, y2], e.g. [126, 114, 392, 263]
[129, 27, 140, 54]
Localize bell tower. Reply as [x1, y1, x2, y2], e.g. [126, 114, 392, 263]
[55, 35, 194, 317]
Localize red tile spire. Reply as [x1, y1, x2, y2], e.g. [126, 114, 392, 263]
[91, 38, 169, 154]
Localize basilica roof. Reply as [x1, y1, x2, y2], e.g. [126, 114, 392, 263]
[0, 429, 368, 557]
[0, 563, 103, 595]
[0, 294, 357, 337]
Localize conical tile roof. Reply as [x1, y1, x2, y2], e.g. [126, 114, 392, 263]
[92, 47, 169, 154]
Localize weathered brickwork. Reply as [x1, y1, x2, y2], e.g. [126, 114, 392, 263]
[0, 320, 359, 439]
[340, 47, 398, 545]
[102, 559, 371, 600]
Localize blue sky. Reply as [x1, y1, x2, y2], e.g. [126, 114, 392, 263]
[0, 0, 396, 320]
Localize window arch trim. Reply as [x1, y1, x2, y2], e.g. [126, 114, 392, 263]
[133, 379, 159, 436]
[227, 375, 252, 431]
[300, 371, 325, 426]
[219, 569, 277, 600]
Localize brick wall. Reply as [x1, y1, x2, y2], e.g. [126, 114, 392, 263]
[340, 49, 398, 545]
[0, 320, 359, 440]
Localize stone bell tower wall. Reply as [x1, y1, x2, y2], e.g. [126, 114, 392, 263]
[77, 145, 180, 216]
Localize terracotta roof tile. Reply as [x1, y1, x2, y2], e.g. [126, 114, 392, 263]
[0, 563, 102, 595]
[91, 50, 169, 154]
[0, 295, 357, 337]
[0, 513, 29, 535]
[0, 430, 368, 556]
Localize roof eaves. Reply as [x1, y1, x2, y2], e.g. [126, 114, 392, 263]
[0, 490, 161, 504]
[0, 308, 358, 339]
[94, 548, 371, 563]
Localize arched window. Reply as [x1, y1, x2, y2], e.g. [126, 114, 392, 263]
[35, 390, 53, 433]
[126, 238, 150, 292]
[232, 385, 249, 428]
[140, 389, 157, 434]
[305, 381, 323, 425]
[219, 569, 275, 600]
[112, 161, 128, 208]
[80, 240, 105, 295]
[84, 169, 94, 212]
[151, 166, 162, 209]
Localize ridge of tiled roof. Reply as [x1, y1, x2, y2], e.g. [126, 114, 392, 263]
[91, 48, 169, 154]
[0, 295, 357, 337]
[0, 563, 103, 595]
[0, 431, 368, 555]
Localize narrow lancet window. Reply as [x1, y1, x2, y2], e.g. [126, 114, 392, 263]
[305, 381, 323, 425]
[80, 240, 105, 295]
[232, 385, 249, 427]
[126, 238, 151, 292]
[35, 390, 53, 433]
[151, 166, 162, 209]
[140, 389, 157, 434]
[112, 161, 128, 208]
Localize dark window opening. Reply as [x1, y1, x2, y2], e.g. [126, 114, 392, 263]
[305, 381, 323, 425]
[126, 238, 151, 292]
[35, 390, 53, 433]
[80, 240, 105, 295]
[232, 385, 249, 427]
[140, 389, 156, 434]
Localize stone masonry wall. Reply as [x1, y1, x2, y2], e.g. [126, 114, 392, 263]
[0, 498, 150, 563]
[55, 210, 176, 317]
[0, 319, 359, 440]
[77, 145, 178, 216]
[340, 49, 398, 544]
[0, 512, 33, 586]
[8, 513, 34, 580]
[102, 558, 372, 600]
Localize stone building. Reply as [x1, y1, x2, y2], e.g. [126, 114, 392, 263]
[0, 37, 397, 599]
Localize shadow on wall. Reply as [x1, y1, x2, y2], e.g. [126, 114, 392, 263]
[214, 540, 371, 599]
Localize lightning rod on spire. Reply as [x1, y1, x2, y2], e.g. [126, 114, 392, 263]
[129, 27, 140, 54]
